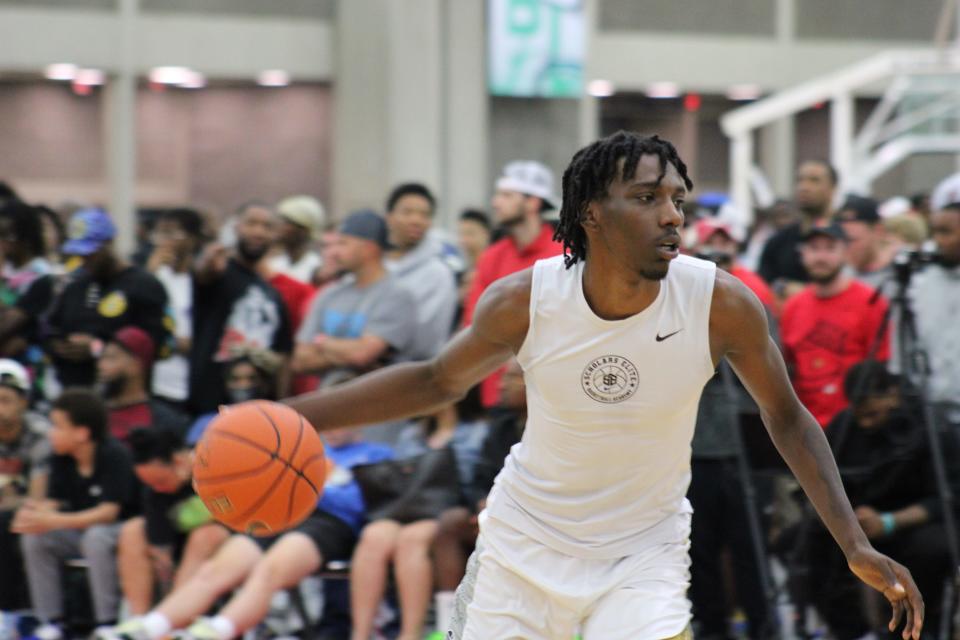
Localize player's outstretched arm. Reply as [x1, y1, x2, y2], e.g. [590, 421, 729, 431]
[284, 269, 531, 433]
[709, 269, 924, 640]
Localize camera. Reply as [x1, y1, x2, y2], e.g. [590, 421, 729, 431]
[892, 247, 941, 284]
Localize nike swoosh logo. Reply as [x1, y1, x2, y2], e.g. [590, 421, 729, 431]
[655, 329, 683, 342]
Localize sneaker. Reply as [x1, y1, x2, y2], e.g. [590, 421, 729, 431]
[32, 623, 64, 640]
[172, 619, 218, 640]
[90, 618, 150, 640]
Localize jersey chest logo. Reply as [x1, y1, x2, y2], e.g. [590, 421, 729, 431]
[581, 355, 639, 404]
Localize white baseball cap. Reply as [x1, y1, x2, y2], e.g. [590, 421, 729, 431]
[277, 195, 326, 239]
[931, 173, 960, 212]
[0, 359, 30, 393]
[495, 161, 557, 209]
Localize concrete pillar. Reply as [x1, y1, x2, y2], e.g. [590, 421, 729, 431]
[333, 0, 487, 228]
[831, 92, 855, 196]
[105, 0, 138, 256]
[759, 116, 795, 198]
[332, 0, 390, 220]
[730, 132, 754, 224]
[443, 0, 489, 227]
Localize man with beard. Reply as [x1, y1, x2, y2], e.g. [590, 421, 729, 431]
[462, 161, 562, 406]
[98, 326, 189, 444]
[759, 160, 838, 297]
[780, 222, 890, 428]
[46, 208, 172, 388]
[188, 203, 292, 415]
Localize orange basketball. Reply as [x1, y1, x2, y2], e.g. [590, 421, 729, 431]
[192, 400, 327, 536]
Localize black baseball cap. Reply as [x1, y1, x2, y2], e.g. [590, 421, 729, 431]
[339, 209, 389, 249]
[835, 195, 881, 224]
[802, 221, 849, 242]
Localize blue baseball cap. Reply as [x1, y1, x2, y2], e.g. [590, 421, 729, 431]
[339, 209, 389, 249]
[62, 208, 116, 256]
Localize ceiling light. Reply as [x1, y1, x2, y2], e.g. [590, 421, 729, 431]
[178, 71, 206, 89]
[726, 84, 761, 101]
[150, 66, 193, 85]
[45, 63, 78, 81]
[257, 70, 290, 87]
[587, 79, 615, 98]
[646, 82, 679, 99]
[74, 68, 105, 86]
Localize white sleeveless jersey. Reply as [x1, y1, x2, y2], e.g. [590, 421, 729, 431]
[485, 254, 717, 559]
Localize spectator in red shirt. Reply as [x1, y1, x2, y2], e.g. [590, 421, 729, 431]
[692, 218, 777, 314]
[97, 326, 189, 444]
[780, 223, 890, 427]
[463, 161, 563, 406]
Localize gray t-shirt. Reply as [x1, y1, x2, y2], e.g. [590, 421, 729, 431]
[297, 272, 418, 388]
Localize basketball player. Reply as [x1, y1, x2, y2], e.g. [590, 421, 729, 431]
[288, 132, 924, 639]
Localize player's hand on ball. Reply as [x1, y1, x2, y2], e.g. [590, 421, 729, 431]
[847, 546, 923, 639]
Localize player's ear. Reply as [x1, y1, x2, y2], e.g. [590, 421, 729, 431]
[581, 202, 600, 230]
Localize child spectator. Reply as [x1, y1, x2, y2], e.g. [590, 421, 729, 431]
[14, 389, 140, 637]
[116, 428, 228, 616]
[96, 428, 392, 640]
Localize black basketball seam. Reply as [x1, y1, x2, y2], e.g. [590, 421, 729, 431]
[204, 425, 318, 491]
[202, 429, 318, 491]
[282, 413, 307, 523]
[232, 460, 292, 523]
[254, 403, 283, 454]
[193, 456, 276, 485]
[292, 413, 321, 495]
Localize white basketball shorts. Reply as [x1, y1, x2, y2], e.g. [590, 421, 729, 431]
[447, 511, 692, 639]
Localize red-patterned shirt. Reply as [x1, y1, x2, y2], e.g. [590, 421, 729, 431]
[462, 224, 563, 406]
[780, 280, 890, 427]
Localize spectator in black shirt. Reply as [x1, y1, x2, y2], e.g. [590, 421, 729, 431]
[0, 200, 56, 372]
[14, 389, 139, 635]
[804, 362, 959, 638]
[188, 203, 293, 415]
[46, 208, 172, 388]
[117, 428, 228, 616]
[759, 160, 837, 297]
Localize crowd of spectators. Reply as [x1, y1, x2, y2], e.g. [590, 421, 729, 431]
[0, 148, 959, 640]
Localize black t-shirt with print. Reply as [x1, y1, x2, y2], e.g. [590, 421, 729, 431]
[142, 480, 197, 547]
[46, 266, 171, 387]
[48, 437, 140, 520]
[758, 223, 809, 285]
[188, 259, 293, 414]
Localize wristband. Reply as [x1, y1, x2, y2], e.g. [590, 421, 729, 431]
[880, 512, 896, 536]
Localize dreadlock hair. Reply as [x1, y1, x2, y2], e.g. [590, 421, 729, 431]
[554, 131, 693, 268]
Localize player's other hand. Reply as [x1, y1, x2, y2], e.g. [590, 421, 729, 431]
[847, 546, 923, 639]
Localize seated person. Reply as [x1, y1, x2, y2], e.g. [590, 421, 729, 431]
[185, 348, 281, 446]
[0, 359, 51, 611]
[432, 360, 525, 631]
[117, 428, 230, 616]
[804, 361, 959, 638]
[98, 427, 392, 640]
[98, 326, 189, 444]
[13, 389, 140, 638]
[349, 400, 479, 640]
